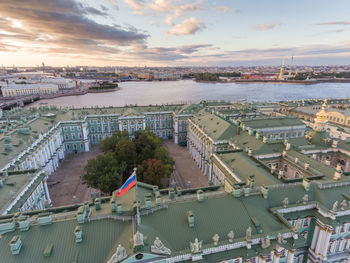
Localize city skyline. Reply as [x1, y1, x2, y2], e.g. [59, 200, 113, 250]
[1, 0, 350, 67]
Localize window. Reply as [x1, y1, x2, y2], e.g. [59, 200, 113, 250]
[303, 218, 310, 227]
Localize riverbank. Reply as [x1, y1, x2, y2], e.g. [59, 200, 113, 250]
[1, 87, 121, 109]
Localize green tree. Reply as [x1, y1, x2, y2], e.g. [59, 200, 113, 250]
[137, 159, 173, 187]
[155, 146, 175, 166]
[115, 137, 137, 170]
[82, 152, 126, 194]
[134, 130, 162, 164]
[100, 130, 129, 152]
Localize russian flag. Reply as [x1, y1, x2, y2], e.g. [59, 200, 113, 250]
[116, 171, 136, 197]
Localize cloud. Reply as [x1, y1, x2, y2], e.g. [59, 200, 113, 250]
[254, 23, 280, 31]
[123, 0, 204, 29]
[212, 3, 239, 13]
[122, 0, 146, 15]
[0, 0, 148, 47]
[168, 17, 205, 35]
[317, 21, 350, 26]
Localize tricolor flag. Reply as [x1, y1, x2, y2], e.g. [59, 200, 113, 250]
[116, 171, 136, 197]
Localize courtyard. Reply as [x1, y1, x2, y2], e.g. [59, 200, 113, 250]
[163, 140, 209, 188]
[47, 146, 102, 207]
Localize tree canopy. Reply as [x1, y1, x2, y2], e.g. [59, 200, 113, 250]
[82, 130, 174, 194]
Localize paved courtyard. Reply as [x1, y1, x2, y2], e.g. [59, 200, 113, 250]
[47, 146, 102, 207]
[163, 140, 209, 188]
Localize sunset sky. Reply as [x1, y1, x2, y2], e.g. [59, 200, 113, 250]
[0, 0, 350, 66]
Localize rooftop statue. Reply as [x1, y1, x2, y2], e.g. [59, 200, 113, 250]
[302, 194, 308, 204]
[292, 219, 301, 234]
[246, 227, 252, 242]
[340, 200, 347, 211]
[261, 235, 270, 249]
[190, 238, 202, 254]
[277, 233, 287, 244]
[151, 237, 171, 255]
[283, 197, 289, 208]
[212, 234, 219, 246]
[133, 231, 144, 247]
[332, 201, 338, 213]
[107, 244, 127, 263]
[227, 231, 234, 243]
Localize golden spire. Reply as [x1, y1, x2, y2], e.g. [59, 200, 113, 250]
[316, 99, 327, 123]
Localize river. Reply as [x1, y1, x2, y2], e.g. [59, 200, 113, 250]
[29, 80, 350, 108]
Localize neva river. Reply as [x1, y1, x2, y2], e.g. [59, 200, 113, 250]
[31, 80, 350, 108]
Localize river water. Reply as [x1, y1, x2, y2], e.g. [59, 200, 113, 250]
[30, 80, 350, 108]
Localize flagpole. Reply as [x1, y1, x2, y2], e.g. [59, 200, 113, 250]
[134, 167, 140, 226]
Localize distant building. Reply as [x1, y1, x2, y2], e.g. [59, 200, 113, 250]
[1, 83, 58, 97]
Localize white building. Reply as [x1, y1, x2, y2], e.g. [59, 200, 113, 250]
[1, 83, 59, 97]
[41, 78, 76, 89]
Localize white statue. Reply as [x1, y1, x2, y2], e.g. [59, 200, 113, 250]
[212, 234, 219, 246]
[133, 231, 144, 247]
[151, 237, 171, 255]
[283, 197, 289, 208]
[227, 231, 234, 243]
[190, 238, 202, 254]
[292, 219, 301, 234]
[332, 201, 338, 213]
[107, 244, 127, 263]
[302, 194, 308, 204]
[261, 235, 270, 249]
[340, 200, 347, 211]
[246, 227, 252, 242]
[276, 233, 287, 244]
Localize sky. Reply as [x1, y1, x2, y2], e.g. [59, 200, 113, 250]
[0, 0, 350, 67]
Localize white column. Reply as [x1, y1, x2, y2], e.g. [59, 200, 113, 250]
[321, 229, 332, 258]
[315, 228, 325, 254]
[311, 225, 320, 250]
[287, 250, 295, 263]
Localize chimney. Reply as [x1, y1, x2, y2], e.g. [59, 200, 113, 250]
[9, 235, 22, 255]
[74, 226, 83, 243]
[260, 185, 269, 199]
[232, 185, 241, 197]
[197, 190, 204, 202]
[304, 163, 310, 170]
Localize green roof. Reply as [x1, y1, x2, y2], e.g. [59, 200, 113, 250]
[193, 110, 236, 141]
[214, 151, 282, 186]
[0, 219, 133, 263]
[241, 117, 304, 130]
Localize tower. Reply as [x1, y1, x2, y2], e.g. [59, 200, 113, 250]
[314, 99, 328, 131]
[278, 59, 285, 80]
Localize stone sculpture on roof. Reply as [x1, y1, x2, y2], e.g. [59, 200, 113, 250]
[107, 244, 127, 263]
[302, 194, 308, 204]
[332, 201, 338, 213]
[283, 197, 288, 208]
[151, 237, 171, 255]
[133, 231, 144, 247]
[340, 200, 347, 210]
[227, 231, 234, 243]
[261, 235, 270, 249]
[212, 234, 219, 246]
[246, 227, 252, 242]
[277, 233, 287, 244]
[190, 238, 202, 254]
